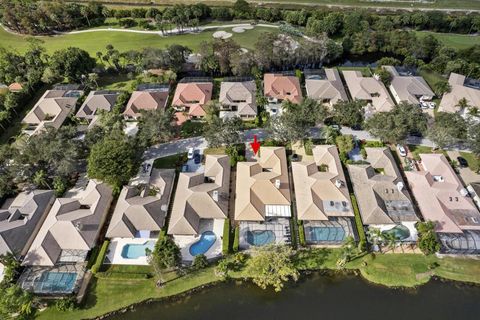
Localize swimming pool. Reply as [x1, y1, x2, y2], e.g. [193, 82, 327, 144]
[189, 231, 216, 256]
[382, 224, 411, 241]
[246, 230, 276, 246]
[121, 241, 156, 259]
[306, 226, 346, 243]
[33, 271, 77, 294]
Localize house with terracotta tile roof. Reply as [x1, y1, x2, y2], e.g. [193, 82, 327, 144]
[343, 70, 395, 117]
[168, 155, 230, 260]
[292, 145, 355, 246]
[219, 80, 257, 120]
[348, 147, 419, 244]
[172, 80, 213, 124]
[8, 82, 23, 92]
[22, 89, 84, 136]
[438, 73, 480, 120]
[264, 73, 302, 117]
[305, 69, 348, 108]
[123, 86, 169, 120]
[406, 154, 480, 254]
[76, 90, 121, 127]
[383, 66, 434, 105]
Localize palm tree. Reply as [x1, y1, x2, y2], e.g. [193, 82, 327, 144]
[456, 98, 470, 111]
[33, 170, 51, 189]
[367, 227, 384, 253]
[383, 232, 397, 253]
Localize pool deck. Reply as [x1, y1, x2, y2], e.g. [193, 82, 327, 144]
[173, 219, 224, 262]
[239, 218, 291, 250]
[106, 238, 156, 265]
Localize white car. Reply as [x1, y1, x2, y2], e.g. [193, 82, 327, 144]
[187, 148, 194, 159]
[397, 144, 407, 157]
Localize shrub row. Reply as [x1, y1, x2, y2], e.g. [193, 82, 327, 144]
[297, 220, 306, 247]
[233, 226, 240, 253]
[223, 219, 231, 255]
[350, 194, 366, 243]
[91, 240, 110, 274]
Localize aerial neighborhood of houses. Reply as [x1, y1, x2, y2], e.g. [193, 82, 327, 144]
[1, 64, 480, 301]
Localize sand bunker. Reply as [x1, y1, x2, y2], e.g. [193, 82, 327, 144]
[213, 31, 233, 39]
[232, 25, 254, 33]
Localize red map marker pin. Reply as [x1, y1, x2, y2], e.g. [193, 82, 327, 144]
[250, 134, 260, 156]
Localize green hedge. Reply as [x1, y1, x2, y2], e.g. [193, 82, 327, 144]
[289, 218, 297, 249]
[91, 240, 110, 274]
[233, 226, 240, 253]
[222, 219, 231, 255]
[350, 194, 366, 243]
[86, 245, 100, 269]
[297, 220, 306, 247]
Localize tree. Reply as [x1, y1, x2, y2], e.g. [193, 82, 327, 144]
[416, 221, 441, 255]
[375, 68, 393, 86]
[365, 103, 429, 143]
[48, 47, 96, 82]
[268, 99, 327, 143]
[246, 245, 299, 292]
[0, 285, 34, 319]
[336, 236, 357, 267]
[335, 134, 354, 160]
[148, 232, 181, 285]
[322, 126, 341, 144]
[434, 80, 451, 96]
[136, 108, 176, 147]
[331, 100, 364, 128]
[204, 105, 244, 148]
[87, 131, 137, 190]
[428, 112, 467, 148]
[367, 227, 384, 252]
[192, 254, 209, 270]
[468, 122, 480, 159]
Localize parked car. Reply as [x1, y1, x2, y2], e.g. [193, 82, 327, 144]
[194, 153, 202, 164]
[457, 156, 468, 168]
[397, 144, 407, 157]
[290, 154, 299, 162]
[187, 148, 194, 159]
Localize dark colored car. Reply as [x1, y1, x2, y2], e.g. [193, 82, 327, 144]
[290, 154, 299, 162]
[194, 153, 202, 164]
[457, 156, 468, 168]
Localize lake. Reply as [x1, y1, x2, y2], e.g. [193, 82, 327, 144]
[108, 273, 480, 320]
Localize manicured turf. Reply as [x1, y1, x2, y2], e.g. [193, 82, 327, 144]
[459, 151, 480, 173]
[415, 31, 480, 50]
[0, 26, 277, 55]
[153, 153, 187, 169]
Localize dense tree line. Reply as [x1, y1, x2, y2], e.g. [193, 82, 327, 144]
[0, 0, 106, 34]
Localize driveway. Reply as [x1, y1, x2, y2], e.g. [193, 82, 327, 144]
[447, 151, 480, 186]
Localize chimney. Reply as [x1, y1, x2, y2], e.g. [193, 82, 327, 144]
[275, 179, 281, 189]
[397, 182, 404, 192]
[335, 179, 343, 188]
[213, 190, 219, 202]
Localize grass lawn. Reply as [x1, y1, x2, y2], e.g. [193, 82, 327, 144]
[418, 69, 445, 92]
[459, 151, 480, 173]
[415, 31, 480, 50]
[97, 74, 138, 91]
[203, 146, 227, 155]
[153, 153, 187, 169]
[337, 66, 372, 77]
[408, 144, 438, 160]
[0, 26, 277, 56]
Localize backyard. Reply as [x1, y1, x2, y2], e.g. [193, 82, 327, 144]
[36, 249, 480, 320]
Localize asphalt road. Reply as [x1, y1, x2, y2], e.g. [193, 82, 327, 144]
[142, 126, 438, 161]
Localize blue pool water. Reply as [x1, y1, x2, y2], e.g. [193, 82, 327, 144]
[121, 241, 156, 259]
[246, 230, 276, 246]
[189, 231, 216, 256]
[306, 226, 346, 242]
[34, 271, 77, 293]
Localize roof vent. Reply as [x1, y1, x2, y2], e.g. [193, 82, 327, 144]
[397, 182, 404, 191]
[275, 179, 281, 189]
[460, 188, 469, 197]
[335, 179, 343, 188]
[213, 190, 219, 202]
[75, 222, 84, 231]
[160, 204, 168, 212]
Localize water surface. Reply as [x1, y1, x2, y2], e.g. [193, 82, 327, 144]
[109, 274, 480, 320]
